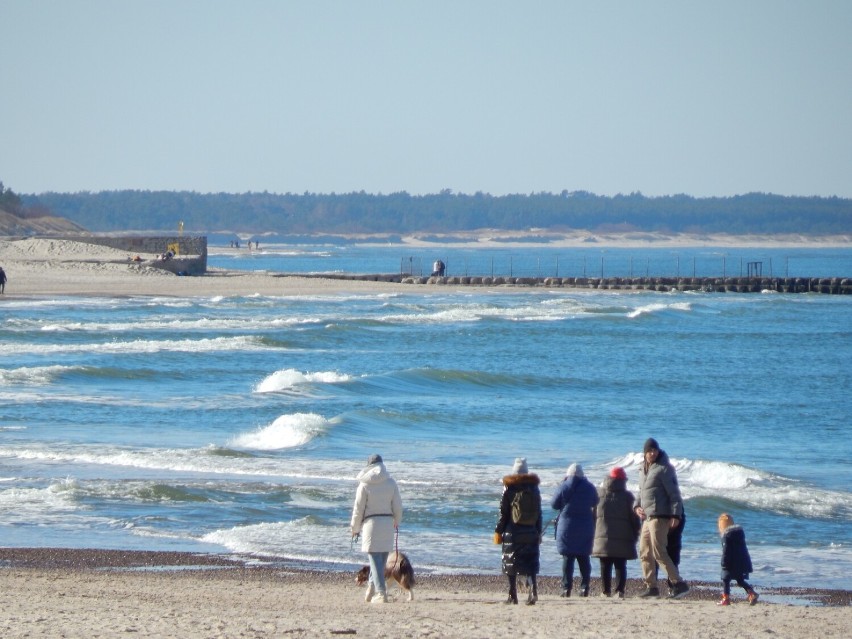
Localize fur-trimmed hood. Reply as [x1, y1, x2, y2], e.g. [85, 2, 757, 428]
[502, 473, 540, 488]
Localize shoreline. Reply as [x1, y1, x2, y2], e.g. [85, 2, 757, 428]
[2, 236, 850, 299]
[1, 549, 849, 639]
[2, 547, 848, 606]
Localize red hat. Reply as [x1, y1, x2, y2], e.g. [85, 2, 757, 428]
[609, 467, 627, 481]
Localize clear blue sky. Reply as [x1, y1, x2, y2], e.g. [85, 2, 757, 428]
[2, 0, 851, 198]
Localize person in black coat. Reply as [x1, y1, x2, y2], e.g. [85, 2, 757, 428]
[717, 513, 759, 605]
[495, 457, 542, 605]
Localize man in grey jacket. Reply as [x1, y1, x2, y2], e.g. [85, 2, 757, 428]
[634, 438, 689, 599]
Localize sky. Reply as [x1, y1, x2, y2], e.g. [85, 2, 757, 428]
[2, 0, 851, 199]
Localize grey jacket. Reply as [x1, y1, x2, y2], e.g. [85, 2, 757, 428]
[592, 477, 640, 559]
[636, 449, 683, 519]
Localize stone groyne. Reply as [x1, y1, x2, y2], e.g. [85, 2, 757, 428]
[289, 273, 852, 294]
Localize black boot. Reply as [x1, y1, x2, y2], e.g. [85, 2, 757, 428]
[526, 575, 538, 605]
[504, 575, 518, 604]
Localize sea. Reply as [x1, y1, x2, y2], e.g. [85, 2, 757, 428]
[1, 241, 850, 590]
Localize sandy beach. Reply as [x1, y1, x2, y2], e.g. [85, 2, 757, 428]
[0, 237, 422, 298]
[1, 237, 850, 636]
[0, 549, 849, 639]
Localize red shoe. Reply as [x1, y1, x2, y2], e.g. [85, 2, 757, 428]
[716, 594, 730, 606]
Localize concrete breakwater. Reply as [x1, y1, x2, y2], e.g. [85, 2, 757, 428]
[290, 272, 852, 294]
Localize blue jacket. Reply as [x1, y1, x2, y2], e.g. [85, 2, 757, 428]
[550, 474, 599, 556]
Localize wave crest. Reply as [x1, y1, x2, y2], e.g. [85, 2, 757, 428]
[229, 413, 334, 450]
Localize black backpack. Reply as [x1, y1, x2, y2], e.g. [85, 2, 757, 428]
[511, 487, 539, 526]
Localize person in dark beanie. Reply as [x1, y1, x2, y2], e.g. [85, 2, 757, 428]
[494, 457, 542, 605]
[635, 438, 689, 599]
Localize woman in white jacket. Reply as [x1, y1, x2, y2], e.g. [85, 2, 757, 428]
[350, 454, 403, 603]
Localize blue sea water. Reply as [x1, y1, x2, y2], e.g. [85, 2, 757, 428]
[1, 243, 851, 590]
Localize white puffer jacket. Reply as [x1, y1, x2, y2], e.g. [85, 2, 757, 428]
[350, 462, 403, 552]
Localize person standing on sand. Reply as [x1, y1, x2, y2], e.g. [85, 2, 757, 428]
[494, 457, 542, 605]
[717, 513, 759, 606]
[550, 463, 598, 597]
[0, 265, 6, 294]
[350, 454, 403, 604]
[592, 467, 641, 598]
[635, 437, 690, 599]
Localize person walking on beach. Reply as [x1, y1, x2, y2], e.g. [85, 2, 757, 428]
[0, 265, 6, 294]
[592, 467, 641, 598]
[495, 457, 542, 605]
[550, 463, 598, 597]
[635, 437, 689, 598]
[717, 513, 759, 606]
[350, 454, 403, 604]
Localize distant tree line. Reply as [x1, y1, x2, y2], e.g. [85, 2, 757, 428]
[18, 188, 852, 235]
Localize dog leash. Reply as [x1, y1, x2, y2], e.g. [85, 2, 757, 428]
[391, 526, 402, 573]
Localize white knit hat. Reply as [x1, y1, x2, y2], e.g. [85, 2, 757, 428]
[565, 463, 584, 478]
[512, 457, 528, 474]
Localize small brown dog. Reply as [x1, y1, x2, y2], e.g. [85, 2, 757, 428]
[354, 551, 415, 601]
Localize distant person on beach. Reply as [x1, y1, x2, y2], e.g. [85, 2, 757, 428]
[550, 463, 598, 597]
[350, 454, 403, 604]
[0, 265, 6, 293]
[592, 467, 641, 598]
[494, 457, 542, 605]
[635, 437, 689, 599]
[431, 259, 445, 276]
[717, 513, 759, 606]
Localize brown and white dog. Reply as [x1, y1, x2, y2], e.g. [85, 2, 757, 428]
[354, 551, 415, 601]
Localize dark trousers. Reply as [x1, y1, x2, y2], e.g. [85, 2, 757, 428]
[722, 574, 753, 596]
[599, 557, 627, 594]
[561, 554, 591, 592]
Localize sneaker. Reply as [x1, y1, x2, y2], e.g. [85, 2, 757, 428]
[717, 594, 730, 606]
[504, 594, 518, 605]
[580, 586, 589, 597]
[560, 589, 570, 598]
[599, 592, 611, 598]
[668, 581, 690, 599]
[638, 587, 660, 598]
[364, 583, 375, 602]
[748, 591, 759, 606]
[616, 591, 625, 599]
[370, 593, 388, 604]
[526, 593, 537, 606]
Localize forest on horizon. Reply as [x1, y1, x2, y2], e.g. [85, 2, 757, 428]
[11, 187, 852, 235]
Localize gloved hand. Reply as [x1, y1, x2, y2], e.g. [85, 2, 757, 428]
[493, 532, 502, 545]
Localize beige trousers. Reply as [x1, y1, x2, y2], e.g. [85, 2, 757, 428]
[639, 517, 680, 587]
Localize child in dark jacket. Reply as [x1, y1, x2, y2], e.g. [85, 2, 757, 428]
[717, 513, 759, 605]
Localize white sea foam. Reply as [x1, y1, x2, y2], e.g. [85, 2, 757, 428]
[0, 365, 82, 385]
[607, 454, 852, 520]
[253, 369, 352, 393]
[627, 301, 692, 318]
[0, 335, 266, 356]
[229, 413, 336, 450]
